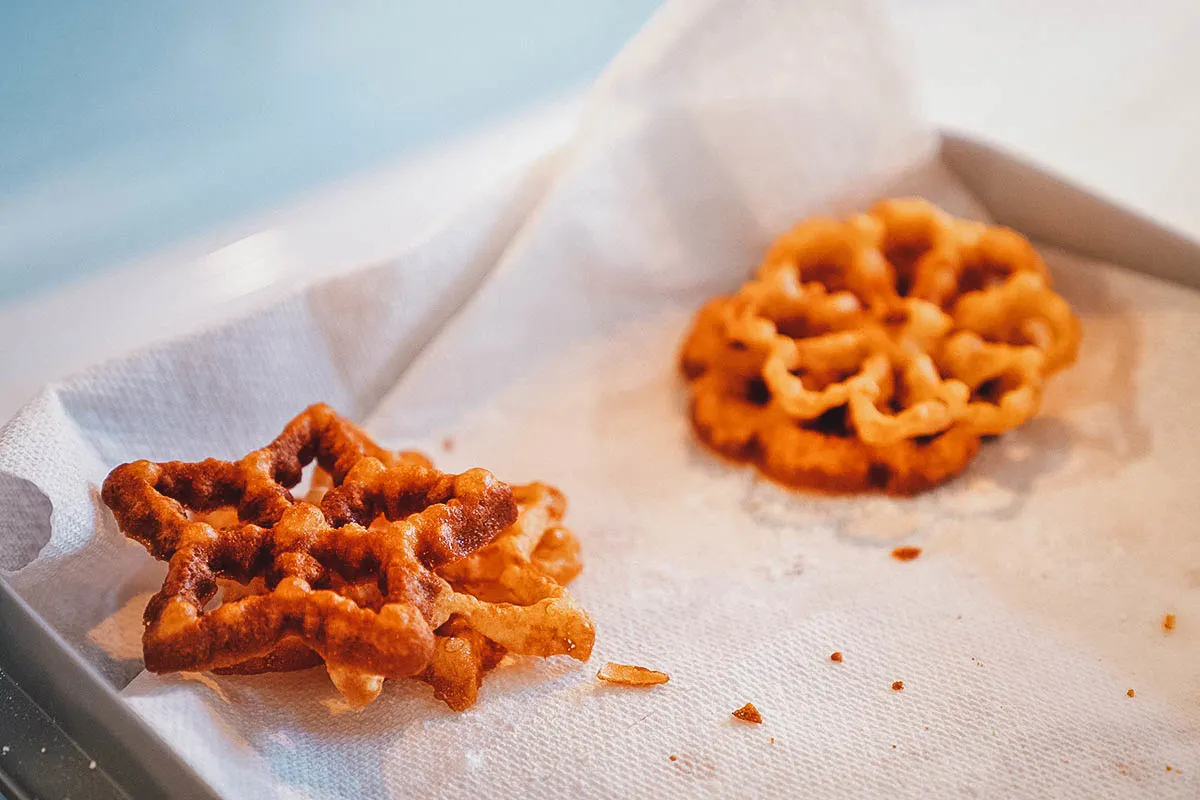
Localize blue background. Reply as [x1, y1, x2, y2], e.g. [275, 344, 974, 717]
[0, 1, 661, 304]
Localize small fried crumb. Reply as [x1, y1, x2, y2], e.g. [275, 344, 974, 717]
[891, 744, 897, 749]
[669, 755, 677, 762]
[830, 651, 843, 663]
[891, 546, 922, 562]
[1164, 613, 1176, 632]
[441, 436, 455, 452]
[770, 737, 775, 744]
[1127, 689, 1135, 698]
[1166, 765, 1173, 772]
[732, 703, 763, 723]
[891, 680, 904, 691]
[597, 662, 670, 686]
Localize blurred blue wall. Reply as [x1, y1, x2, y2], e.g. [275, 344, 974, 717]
[0, 1, 660, 303]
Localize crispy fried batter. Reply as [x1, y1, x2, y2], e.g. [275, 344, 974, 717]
[102, 404, 594, 710]
[326, 482, 596, 709]
[732, 702, 763, 723]
[680, 198, 1080, 493]
[597, 663, 670, 686]
[420, 617, 507, 711]
[208, 578, 324, 674]
[890, 546, 922, 562]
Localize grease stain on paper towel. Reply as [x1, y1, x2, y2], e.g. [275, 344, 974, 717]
[178, 672, 231, 703]
[321, 697, 360, 716]
[740, 470, 1016, 547]
[669, 752, 719, 780]
[88, 590, 155, 661]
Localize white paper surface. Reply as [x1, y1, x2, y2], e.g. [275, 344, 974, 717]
[2, 0, 1200, 797]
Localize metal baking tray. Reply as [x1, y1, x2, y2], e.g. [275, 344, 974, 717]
[1, 133, 1197, 799]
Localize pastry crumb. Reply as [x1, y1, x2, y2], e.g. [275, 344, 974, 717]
[597, 662, 670, 686]
[891, 680, 904, 691]
[1127, 689, 1135, 698]
[891, 546, 922, 562]
[830, 651, 843, 663]
[1164, 613, 1176, 632]
[732, 702, 763, 723]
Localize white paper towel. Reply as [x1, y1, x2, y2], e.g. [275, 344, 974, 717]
[2, 0, 1199, 797]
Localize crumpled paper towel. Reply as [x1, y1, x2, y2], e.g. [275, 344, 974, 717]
[3, 0, 1200, 797]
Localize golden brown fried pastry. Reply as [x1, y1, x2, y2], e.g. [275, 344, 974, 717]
[680, 198, 1081, 493]
[317, 481, 595, 710]
[102, 404, 594, 709]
